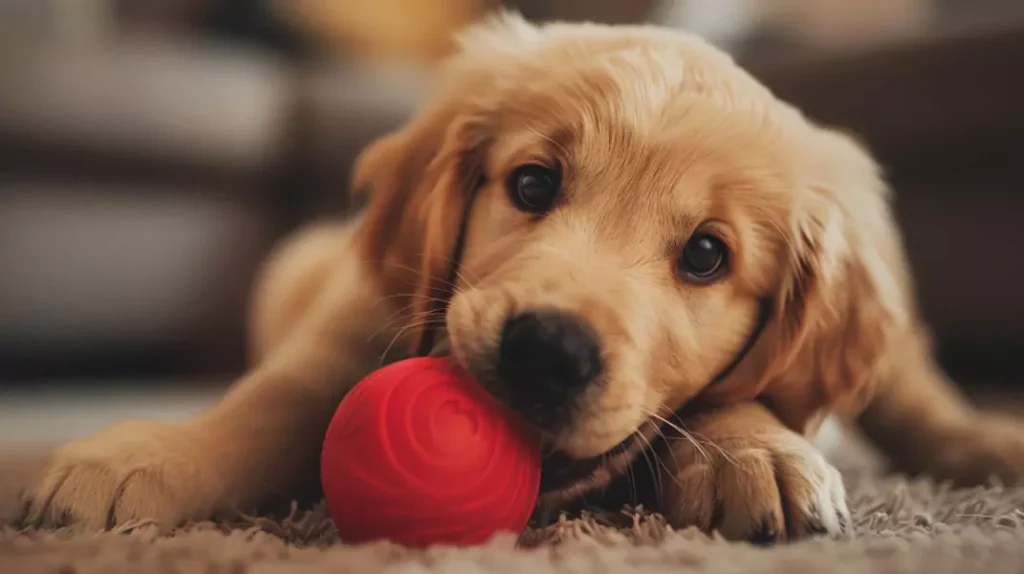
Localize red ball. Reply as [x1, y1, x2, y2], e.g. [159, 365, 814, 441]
[321, 356, 542, 547]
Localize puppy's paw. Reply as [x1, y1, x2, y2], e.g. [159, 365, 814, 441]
[19, 420, 227, 530]
[660, 404, 850, 543]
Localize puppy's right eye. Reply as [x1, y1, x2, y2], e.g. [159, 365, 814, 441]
[677, 233, 729, 284]
[507, 164, 560, 214]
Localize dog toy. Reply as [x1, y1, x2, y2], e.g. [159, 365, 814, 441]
[320, 356, 542, 547]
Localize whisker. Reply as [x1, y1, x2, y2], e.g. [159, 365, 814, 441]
[363, 259, 465, 293]
[451, 266, 480, 290]
[643, 410, 712, 466]
[366, 276, 453, 301]
[623, 433, 642, 506]
[372, 296, 445, 326]
[686, 429, 741, 469]
[632, 429, 666, 509]
[377, 299, 451, 326]
[427, 252, 484, 289]
[638, 429, 679, 505]
[642, 422, 686, 492]
[378, 317, 446, 364]
[662, 411, 741, 468]
[368, 304, 448, 343]
[661, 412, 741, 469]
[645, 417, 682, 474]
[376, 292, 454, 305]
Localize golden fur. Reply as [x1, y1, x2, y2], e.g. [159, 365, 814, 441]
[19, 14, 1024, 542]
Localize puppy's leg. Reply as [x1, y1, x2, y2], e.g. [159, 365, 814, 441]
[660, 402, 850, 543]
[856, 325, 1024, 486]
[21, 224, 396, 529]
[248, 221, 360, 363]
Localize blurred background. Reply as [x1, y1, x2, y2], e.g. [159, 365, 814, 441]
[1, 0, 1023, 446]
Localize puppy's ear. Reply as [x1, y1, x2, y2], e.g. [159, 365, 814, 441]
[350, 12, 538, 357]
[707, 128, 910, 433]
[353, 98, 487, 356]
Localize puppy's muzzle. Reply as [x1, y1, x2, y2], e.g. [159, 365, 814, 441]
[496, 308, 603, 427]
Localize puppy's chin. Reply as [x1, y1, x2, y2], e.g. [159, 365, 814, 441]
[546, 401, 649, 458]
[539, 432, 635, 491]
[537, 422, 666, 512]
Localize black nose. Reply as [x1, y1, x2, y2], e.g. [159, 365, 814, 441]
[497, 309, 603, 403]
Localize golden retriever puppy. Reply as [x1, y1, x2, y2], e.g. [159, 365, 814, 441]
[20, 13, 1024, 543]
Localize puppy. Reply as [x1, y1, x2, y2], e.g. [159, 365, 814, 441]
[20, 14, 1024, 542]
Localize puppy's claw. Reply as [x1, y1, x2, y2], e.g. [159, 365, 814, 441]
[801, 506, 830, 537]
[749, 513, 782, 545]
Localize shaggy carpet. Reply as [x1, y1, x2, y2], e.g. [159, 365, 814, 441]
[3, 432, 1024, 574]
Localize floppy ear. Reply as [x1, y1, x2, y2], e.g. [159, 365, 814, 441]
[353, 99, 487, 356]
[705, 128, 910, 433]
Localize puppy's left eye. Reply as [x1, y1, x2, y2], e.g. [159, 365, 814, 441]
[677, 233, 729, 283]
[507, 164, 560, 214]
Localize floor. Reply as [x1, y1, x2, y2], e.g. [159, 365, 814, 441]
[4, 393, 1024, 574]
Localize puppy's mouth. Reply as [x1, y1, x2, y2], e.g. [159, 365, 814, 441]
[539, 433, 639, 493]
[433, 335, 651, 495]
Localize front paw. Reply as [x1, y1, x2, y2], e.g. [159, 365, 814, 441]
[659, 404, 850, 543]
[19, 420, 226, 530]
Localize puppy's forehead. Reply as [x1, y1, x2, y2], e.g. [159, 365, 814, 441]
[473, 30, 802, 168]
[461, 23, 786, 129]
[468, 21, 804, 227]
[489, 50, 799, 202]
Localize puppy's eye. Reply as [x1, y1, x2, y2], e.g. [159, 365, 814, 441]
[507, 164, 560, 214]
[677, 233, 729, 283]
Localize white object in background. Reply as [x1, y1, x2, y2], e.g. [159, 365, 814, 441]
[653, 0, 758, 52]
[0, 0, 112, 46]
[653, 0, 935, 52]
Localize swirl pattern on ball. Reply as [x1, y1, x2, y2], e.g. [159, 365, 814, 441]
[321, 357, 542, 547]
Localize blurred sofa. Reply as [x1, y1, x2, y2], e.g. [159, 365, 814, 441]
[1, 15, 1022, 385]
[0, 33, 426, 379]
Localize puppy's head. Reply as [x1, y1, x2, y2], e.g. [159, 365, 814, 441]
[355, 14, 908, 502]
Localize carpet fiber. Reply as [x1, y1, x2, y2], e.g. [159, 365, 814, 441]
[3, 437, 1024, 574]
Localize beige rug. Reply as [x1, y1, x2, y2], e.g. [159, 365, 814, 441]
[3, 438, 1024, 574]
